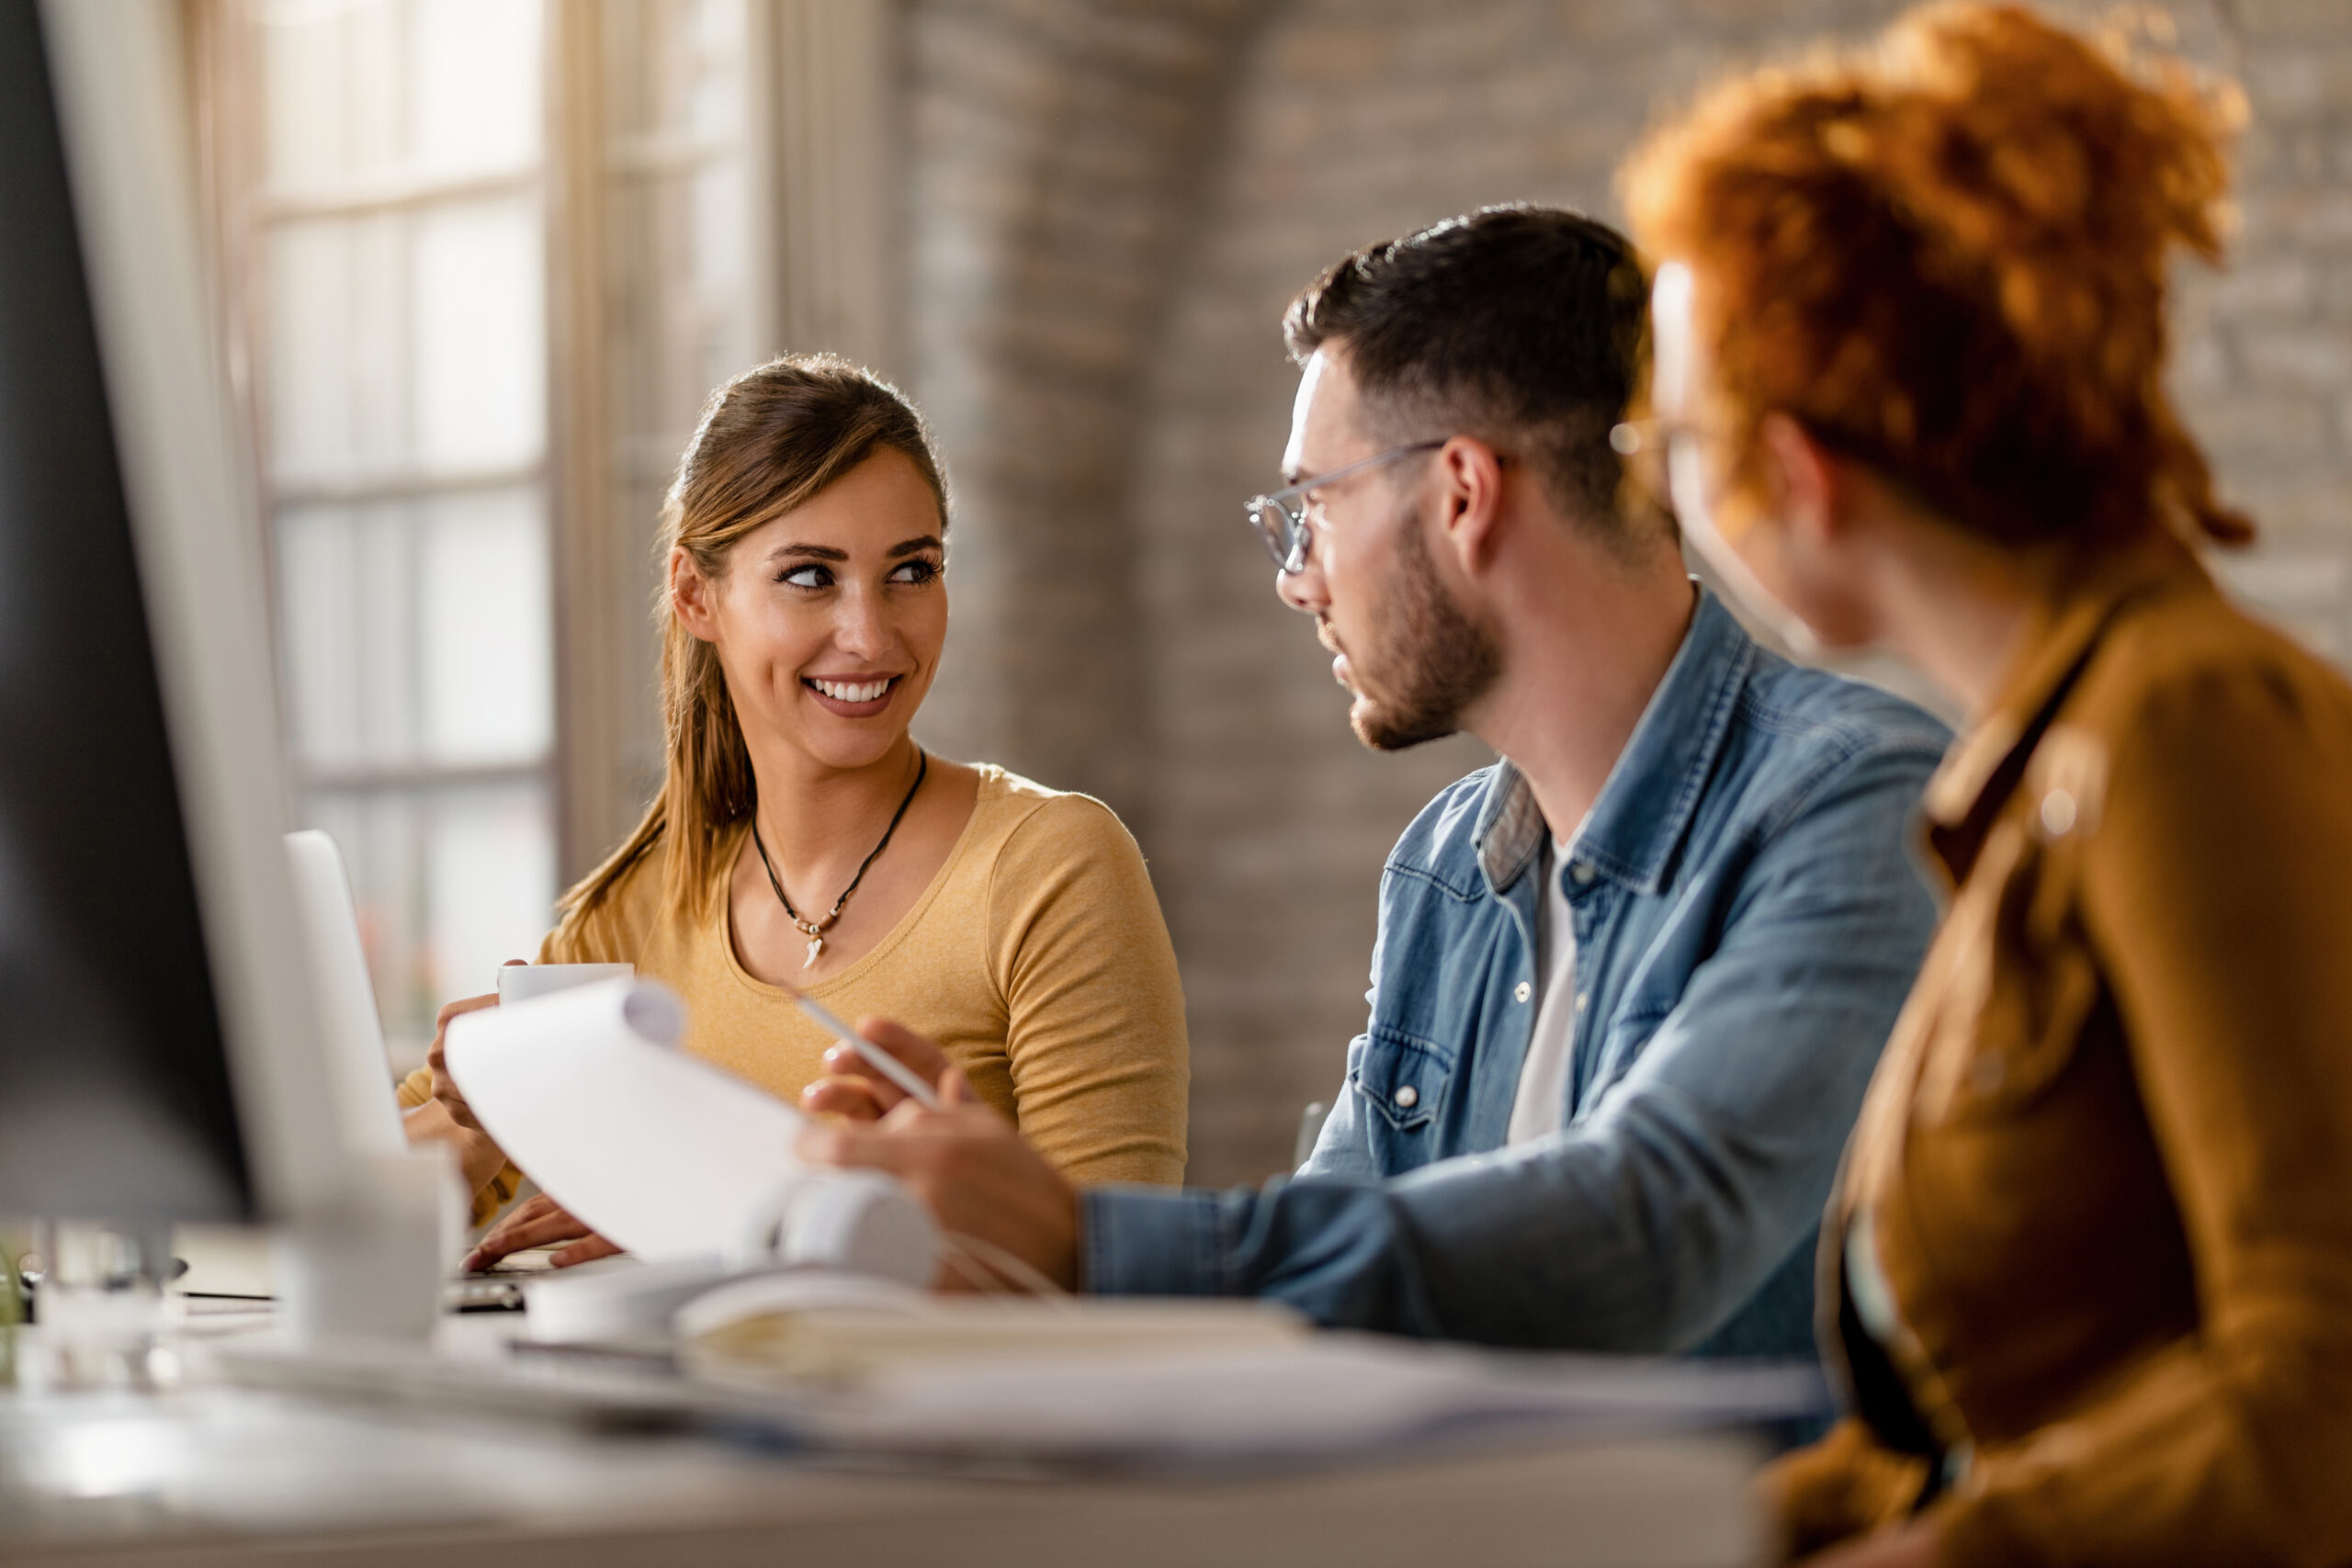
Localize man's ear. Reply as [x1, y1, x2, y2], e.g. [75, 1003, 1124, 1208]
[1758, 413, 1840, 550]
[669, 546, 721, 643]
[1433, 435, 1510, 575]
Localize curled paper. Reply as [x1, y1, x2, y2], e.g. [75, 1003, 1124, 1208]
[445, 977, 810, 1262]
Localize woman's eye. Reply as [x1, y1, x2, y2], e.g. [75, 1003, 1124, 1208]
[888, 558, 941, 585]
[779, 564, 831, 589]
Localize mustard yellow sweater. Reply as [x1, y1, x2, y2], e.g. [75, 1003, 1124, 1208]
[402, 766, 1189, 1221]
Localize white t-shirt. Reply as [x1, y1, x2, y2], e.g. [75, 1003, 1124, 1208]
[1507, 835, 1580, 1145]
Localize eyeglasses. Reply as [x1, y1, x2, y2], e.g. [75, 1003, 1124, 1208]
[1609, 415, 1705, 465]
[1608, 418, 1663, 457]
[1608, 416, 1708, 505]
[1244, 440, 1445, 573]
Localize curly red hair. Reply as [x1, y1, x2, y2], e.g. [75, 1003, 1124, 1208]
[1622, 2, 2251, 549]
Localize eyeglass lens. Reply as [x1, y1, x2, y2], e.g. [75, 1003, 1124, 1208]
[1250, 499, 1305, 570]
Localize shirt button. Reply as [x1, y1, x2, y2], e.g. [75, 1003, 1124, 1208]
[1575, 992, 1588, 1011]
[1513, 980, 1532, 1003]
[1394, 1085, 1419, 1109]
[1569, 862, 1596, 886]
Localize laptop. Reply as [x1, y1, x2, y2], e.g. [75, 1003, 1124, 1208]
[275, 829, 552, 1313]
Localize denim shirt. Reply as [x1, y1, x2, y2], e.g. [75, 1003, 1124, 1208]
[1085, 588, 1951, 1357]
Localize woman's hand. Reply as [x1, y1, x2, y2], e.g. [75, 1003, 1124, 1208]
[798, 1018, 948, 1122]
[426, 990, 497, 1132]
[799, 1021, 1079, 1294]
[463, 1193, 621, 1272]
[400, 963, 526, 1195]
[1798, 1521, 1942, 1568]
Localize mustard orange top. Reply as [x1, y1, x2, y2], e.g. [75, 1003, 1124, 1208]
[1770, 547, 2352, 1566]
[402, 766, 1189, 1221]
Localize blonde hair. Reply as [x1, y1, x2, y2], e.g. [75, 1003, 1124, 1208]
[553, 355, 948, 944]
[1622, 2, 2251, 549]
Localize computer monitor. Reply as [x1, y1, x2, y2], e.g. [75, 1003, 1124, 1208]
[0, 0, 380, 1256]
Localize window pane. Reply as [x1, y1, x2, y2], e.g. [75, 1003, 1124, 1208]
[278, 499, 416, 766]
[684, 0, 746, 140]
[248, 0, 558, 1072]
[268, 215, 406, 479]
[413, 197, 546, 472]
[604, 0, 745, 144]
[268, 198, 543, 480]
[690, 157, 747, 309]
[605, 0, 755, 468]
[424, 784, 556, 1004]
[277, 501, 362, 765]
[309, 784, 554, 1067]
[281, 488, 549, 769]
[259, 0, 402, 189]
[419, 489, 551, 763]
[260, 0, 542, 188]
[410, 0, 544, 177]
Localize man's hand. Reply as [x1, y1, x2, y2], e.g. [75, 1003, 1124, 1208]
[463, 1193, 621, 1272]
[798, 1019, 1080, 1293]
[798, 1017, 946, 1122]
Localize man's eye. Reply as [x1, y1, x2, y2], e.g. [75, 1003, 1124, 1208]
[888, 558, 940, 585]
[780, 565, 831, 589]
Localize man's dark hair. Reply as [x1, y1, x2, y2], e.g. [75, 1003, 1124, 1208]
[1283, 205, 1657, 547]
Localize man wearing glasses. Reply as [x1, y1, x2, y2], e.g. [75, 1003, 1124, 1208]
[808, 206, 1949, 1359]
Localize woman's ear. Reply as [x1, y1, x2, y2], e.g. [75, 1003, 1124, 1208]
[668, 547, 721, 643]
[1758, 413, 1839, 551]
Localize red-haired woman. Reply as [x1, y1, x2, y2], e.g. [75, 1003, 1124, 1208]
[1621, 5, 2352, 1564]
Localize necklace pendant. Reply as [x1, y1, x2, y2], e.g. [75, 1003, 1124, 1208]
[803, 933, 824, 968]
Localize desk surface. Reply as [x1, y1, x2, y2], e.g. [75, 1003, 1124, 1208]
[0, 1320, 1765, 1568]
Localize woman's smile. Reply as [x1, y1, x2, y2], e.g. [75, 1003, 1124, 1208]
[803, 673, 904, 716]
[667, 445, 951, 773]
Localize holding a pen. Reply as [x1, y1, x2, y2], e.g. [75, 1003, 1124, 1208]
[418, 359, 1188, 1280]
[773, 978, 941, 1111]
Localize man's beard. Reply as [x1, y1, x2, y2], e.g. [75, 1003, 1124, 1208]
[1348, 506, 1502, 752]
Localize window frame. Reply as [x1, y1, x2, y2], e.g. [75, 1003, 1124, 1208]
[187, 0, 898, 1054]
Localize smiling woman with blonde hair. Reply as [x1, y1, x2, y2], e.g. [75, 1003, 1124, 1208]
[399, 355, 1188, 1260]
[1621, 4, 2352, 1565]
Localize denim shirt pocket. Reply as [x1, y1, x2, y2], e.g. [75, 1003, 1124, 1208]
[1349, 1024, 1453, 1169]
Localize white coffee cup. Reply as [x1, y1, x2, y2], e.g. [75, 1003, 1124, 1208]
[496, 962, 635, 1006]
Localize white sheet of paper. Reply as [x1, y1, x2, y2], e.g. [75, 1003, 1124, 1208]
[498, 962, 635, 1005]
[794, 1338, 1824, 1463]
[445, 978, 809, 1262]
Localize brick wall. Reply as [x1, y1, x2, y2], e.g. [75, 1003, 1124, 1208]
[899, 0, 1264, 815]
[900, 0, 2352, 1186]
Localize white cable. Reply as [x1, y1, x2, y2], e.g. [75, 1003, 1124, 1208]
[935, 1240, 1015, 1296]
[940, 1230, 1073, 1303]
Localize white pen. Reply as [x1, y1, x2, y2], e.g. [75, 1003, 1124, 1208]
[782, 987, 942, 1111]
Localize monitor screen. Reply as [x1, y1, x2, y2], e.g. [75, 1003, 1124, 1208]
[0, 0, 251, 1222]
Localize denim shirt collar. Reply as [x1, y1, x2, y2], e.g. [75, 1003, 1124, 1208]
[1473, 584, 1754, 898]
